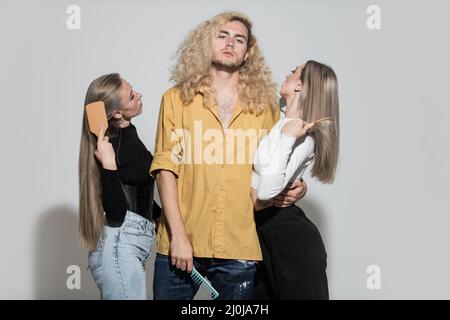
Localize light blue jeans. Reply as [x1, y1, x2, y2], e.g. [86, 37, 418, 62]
[88, 211, 155, 300]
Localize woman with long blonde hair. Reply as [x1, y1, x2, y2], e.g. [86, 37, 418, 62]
[79, 73, 160, 299]
[251, 60, 339, 299]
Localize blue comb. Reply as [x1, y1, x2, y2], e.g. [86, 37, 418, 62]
[191, 267, 219, 300]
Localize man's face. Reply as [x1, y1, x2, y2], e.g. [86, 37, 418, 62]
[212, 20, 249, 71]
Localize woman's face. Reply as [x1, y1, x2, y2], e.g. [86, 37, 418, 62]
[280, 64, 304, 98]
[118, 78, 143, 120]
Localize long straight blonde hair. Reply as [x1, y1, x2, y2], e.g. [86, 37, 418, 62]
[299, 60, 340, 183]
[79, 73, 123, 250]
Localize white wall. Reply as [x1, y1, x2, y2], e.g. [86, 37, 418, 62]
[1, 0, 449, 299]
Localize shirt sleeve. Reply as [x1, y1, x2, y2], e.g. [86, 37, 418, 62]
[253, 122, 315, 200]
[150, 90, 183, 178]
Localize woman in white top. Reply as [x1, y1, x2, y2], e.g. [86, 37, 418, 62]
[251, 60, 340, 299]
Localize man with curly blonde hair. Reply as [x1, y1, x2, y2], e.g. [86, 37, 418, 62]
[150, 12, 306, 300]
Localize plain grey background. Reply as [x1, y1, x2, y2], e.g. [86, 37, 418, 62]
[1, 0, 449, 299]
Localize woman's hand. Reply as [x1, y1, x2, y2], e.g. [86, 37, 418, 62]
[94, 125, 117, 170]
[281, 119, 314, 138]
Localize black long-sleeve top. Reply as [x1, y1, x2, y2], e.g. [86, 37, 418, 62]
[100, 124, 161, 226]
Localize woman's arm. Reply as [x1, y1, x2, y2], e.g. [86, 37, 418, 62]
[95, 126, 128, 225]
[253, 121, 315, 201]
[100, 169, 128, 225]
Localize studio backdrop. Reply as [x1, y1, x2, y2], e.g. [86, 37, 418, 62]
[1, 0, 449, 299]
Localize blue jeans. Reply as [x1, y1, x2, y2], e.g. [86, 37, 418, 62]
[88, 211, 155, 300]
[153, 254, 257, 300]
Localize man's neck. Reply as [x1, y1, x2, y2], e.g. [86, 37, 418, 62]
[210, 67, 240, 93]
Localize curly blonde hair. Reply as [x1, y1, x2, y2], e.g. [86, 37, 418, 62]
[171, 12, 277, 115]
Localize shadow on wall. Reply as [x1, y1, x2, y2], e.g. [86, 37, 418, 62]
[33, 205, 99, 299]
[33, 205, 227, 300]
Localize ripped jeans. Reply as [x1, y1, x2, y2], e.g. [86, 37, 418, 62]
[153, 254, 257, 300]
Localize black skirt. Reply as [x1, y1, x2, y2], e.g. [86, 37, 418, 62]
[254, 205, 329, 300]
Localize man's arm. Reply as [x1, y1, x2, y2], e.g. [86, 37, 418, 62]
[251, 180, 307, 210]
[156, 170, 193, 273]
[251, 188, 273, 211]
[270, 179, 307, 207]
[150, 90, 193, 272]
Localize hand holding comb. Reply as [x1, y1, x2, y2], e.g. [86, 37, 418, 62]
[191, 267, 219, 300]
[282, 117, 332, 138]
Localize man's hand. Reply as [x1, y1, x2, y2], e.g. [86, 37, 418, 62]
[170, 232, 194, 273]
[270, 179, 307, 207]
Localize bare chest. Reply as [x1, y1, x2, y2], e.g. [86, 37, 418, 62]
[216, 94, 237, 128]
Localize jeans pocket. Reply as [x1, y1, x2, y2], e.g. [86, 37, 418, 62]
[121, 221, 145, 235]
[119, 224, 154, 262]
[88, 232, 107, 272]
[88, 249, 103, 272]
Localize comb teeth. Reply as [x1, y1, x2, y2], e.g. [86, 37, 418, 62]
[192, 272, 202, 285]
[210, 291, 219, 299]
[190, 268, 220, 300]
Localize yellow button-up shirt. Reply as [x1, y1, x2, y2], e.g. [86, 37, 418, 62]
[150, 87, 280, 260]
